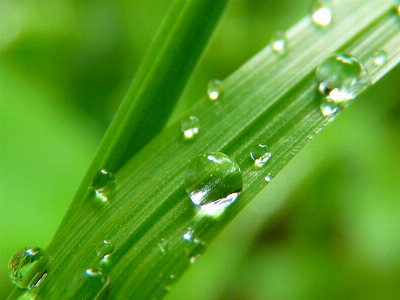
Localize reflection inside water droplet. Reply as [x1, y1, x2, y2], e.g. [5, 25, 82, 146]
[8, 247, 50, 289]
[184, 152, 243, 215]
[310, 0, 332, 27]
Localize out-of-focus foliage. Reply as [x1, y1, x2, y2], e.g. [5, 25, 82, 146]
[0, 0, 399, 299]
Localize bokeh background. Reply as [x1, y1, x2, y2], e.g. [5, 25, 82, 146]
[1, 1, 399, 299]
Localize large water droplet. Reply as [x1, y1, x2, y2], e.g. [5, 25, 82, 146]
[184, 152, 243, 213]
[315, 54, 370, 103]
[372, 49, 387, 67]
[181, 116, 200, 139]
[271, 31, 287, 54]
[250, 144, 272, 167]
[207, 79, 223, 100]
[92, 170, 115, 203]
[96, 240, 114, 262]
[310, 0, 332, 27]
[8, 247, 50, 289]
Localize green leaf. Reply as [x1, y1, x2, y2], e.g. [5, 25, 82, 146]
[6, 0, 400, 299]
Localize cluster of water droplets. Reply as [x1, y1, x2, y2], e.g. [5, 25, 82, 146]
[8, 247, 50, 290]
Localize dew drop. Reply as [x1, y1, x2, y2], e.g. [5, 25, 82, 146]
[271, 30, 287, 54]
[92, 169, 115, 202]
[207, 79, 223, 100]
[158, 239, 168, 254]
[189, 238, 207, 264]
[96, 240, 114, 262]
[183, 227, 194, 242]
[264, 173, 273, 183]
[372, 49, 387, 67]
[310, 0, 332, 27]
[181, 116, 200, 139]
[315, 53, 370, 103]
[250, 144, 272, 167]
[320, 99, 339, 116]
[8, 247, 50, 289]
[184, 152, 243, 214]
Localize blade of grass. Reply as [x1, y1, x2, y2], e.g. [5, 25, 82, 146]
[7, 0, 400, 299]
[58, 0, 232, 228]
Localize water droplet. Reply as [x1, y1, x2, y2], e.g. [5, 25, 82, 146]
[372, 49, 387, 67]
[315, 53, 370, 103]
[207, 79, 223, 100]
[310, 0, 332, 27]
[184, 152, 243, 214]
[264, 173, 273, 183]
[8, 247, 50, 289]
[96, 240, 114, 262]
[250, 144, 272, 167]
[320, 99, 339, 116]
[92, 170, 115, 202]
[271, 31, 287, 54]
[181, 116, 200, 139]
[158, 239, 168, 254]
[183, 227, 194, 242]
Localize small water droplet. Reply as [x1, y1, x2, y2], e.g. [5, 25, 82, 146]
[271, 31, 287, 54]
[158, 239, 168, 254]
[92, 170, 115, 203]
[96, 240, 114, 262]
[181, 116, 200, 139]
[310, 0, 332, 27]
[183, 227, 194, 242]
[320, 99, 339, 116]
[189, 238, 207, 264]
[184, 152, 243, 214]
[372, 49, 387, 67]
[207, 79, 223, 100]
[315, 53, 370, 103]
[250, 144, 272, 167]
[264, 173, 273, 183]
[8, 247, 50, 289]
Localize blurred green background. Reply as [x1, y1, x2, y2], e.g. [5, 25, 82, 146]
[1, 1, 399, 299]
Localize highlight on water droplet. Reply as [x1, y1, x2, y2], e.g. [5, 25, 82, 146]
[207, 79, 223, 101]
[181, 115, 200, 139]
[96, 240, 114, 262]
[264, 173, 273, 183]
[315, 53, 370, 103]
[271, 30, 287, 54]
[320, 99, 339, 116]
[92, 169, 115, 203]
[8, 247, 50, 289]
[372, 49, 387, 67]
[250, 144, 272, 167]
[158, 239, 168, 254]
[183, 227, 194, 242]
[184, 152, 243, 215]
[310, 0, 332, 27]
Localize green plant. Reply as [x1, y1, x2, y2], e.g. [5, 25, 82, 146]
[2, 0, 400, 299]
